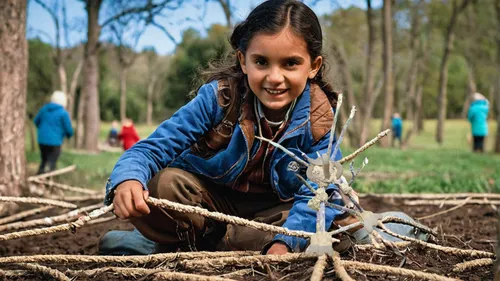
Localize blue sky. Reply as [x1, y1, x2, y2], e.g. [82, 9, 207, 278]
[27, 0, 381, 56]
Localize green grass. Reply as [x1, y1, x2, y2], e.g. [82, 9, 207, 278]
[26, 119, 500, 193]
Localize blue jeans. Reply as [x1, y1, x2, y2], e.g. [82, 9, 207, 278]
[99, 228, 156, 255]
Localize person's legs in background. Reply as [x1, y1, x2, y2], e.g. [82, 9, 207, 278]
[37, 144, 49, 175]
[46, 145, 62, 171]
[473, 136, 485, 153]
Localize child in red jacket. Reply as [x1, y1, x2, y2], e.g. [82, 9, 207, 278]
[118, 119, 140, 151]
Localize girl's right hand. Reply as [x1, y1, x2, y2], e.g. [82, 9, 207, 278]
[112, 180, 150, 219]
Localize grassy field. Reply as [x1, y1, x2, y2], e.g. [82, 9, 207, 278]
[26, 119, 500, 194]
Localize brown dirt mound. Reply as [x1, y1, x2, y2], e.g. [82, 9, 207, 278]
[0, 196, 495, 280]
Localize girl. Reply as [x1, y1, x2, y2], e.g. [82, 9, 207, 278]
[101, 0, 349, 255]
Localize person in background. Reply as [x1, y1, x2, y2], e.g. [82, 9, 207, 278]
[107, 120, 120, 147]
[118, 118, 140, 151]
[467, 93, 489, 153]
[391, 112, 403, 148]
[34, 90, 73, 175]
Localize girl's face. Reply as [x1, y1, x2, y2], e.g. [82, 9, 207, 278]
[238, 27, 322, 120]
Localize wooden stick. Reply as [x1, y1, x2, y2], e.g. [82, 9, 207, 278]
[417, 197, 471, 220]
[0, 196, 76, 209]
[27, 165, 76, 181]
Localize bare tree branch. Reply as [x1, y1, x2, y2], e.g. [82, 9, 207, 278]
[100, 0, 182, 29]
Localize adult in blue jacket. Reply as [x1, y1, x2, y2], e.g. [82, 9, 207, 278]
[34, 91, 73, 174]
[467, 93, 489, 152]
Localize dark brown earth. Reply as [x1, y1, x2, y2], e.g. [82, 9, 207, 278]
[0, 196, 495, 280]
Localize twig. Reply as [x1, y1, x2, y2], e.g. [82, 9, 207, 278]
[0, 196, 76, 209]
[153, 271, 236, 281]
[0, 206, 53, 225]
[310, 254, 329, 281]
[377, 222, 495, 258]
[147, 197, 339, 243]
[0, 251, 259, 265]
[179, 253, 317, 270]
[48, 194, 105, 202]
[17, 263, 70, 281]
[218, 269, 253, 278]
[417, 197, 471, 220]
[453, 258, 493, 272]
[339, 129, 390, 164]
[31, 178, 102, 195]
[0, 205, 113, 241]
[358, 193, 500, 200]
[405, 199, 500, 206]
[354, 242, 411, 251]
[332, 251, 355, 281]
[65, 266, 163, 278]
[27, 165, 76, 181]
[381, 216, 437, 236]
[342, 260, 460, 281]
[0, 203, 103, 232]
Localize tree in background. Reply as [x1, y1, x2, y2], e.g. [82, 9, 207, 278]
[494, 0, 500, 154]
[32, 0, 84, 120]
[379, 0, 395, 147]
[0, 0, 27, 213]
[78, 0, 187, 151]
[436, 0, 472, 144]
[110, 21, 144, 121]
[163, 25, 230, 109]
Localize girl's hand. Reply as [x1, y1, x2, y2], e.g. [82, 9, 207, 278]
[266, 242, 289, 255]
[112, 180, 150, 219]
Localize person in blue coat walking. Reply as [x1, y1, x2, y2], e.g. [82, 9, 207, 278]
[467, 93, 489, 153]
[34, 91, 74, 174]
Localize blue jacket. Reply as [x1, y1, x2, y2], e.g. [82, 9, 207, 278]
[105, 81, 344, 251]
[34, 103, 74, 146]
[468, 100, 489, 137]
[391, 117, 402, 138]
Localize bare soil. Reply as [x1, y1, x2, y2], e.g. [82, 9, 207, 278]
[0, 196, 495, 280]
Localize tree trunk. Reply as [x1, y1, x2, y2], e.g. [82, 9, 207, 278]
[58, 63, 68, 98]
[460, 60, 477, 118]
[489, 85, 496, 120]
[494, 0, 500, 154]
[359, 0, 377, 147]
[405, 2, 421, 121]
[82, 1, 102, 152]
[119, 67, 128, 121]
[217, 0, 231, 28]
[0, 0, 27, 213]
[25, 116, 36, 153]
[379, 0, 394, 148]
[146, 74, 158, 126]
[329, 42, 359, 147]
[402, 84, 423, 148]
[75, 89, 86, 149]
[67, 58, 83, 120]
[495, 81, 500, 154]
[436, 0, 470, 144]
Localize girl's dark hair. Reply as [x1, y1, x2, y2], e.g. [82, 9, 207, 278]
[202, 0, 337, 107]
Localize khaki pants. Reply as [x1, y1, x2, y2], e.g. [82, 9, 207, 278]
[131, 168, 292, 252]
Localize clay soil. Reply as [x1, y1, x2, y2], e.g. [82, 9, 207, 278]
[0, 196, 495, 280]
